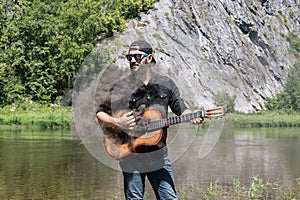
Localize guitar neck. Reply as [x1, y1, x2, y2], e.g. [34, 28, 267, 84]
[147, 111, 204, 131]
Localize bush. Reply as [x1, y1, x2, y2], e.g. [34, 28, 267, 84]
[265, 32, 300, 111]
[0, 101, 72, 129]
[213, 91, 236, 113]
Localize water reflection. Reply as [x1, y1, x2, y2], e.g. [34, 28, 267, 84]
[172, 126, 300, 188]
[0, 129, 122, 199]
[0, 126, 300, 199]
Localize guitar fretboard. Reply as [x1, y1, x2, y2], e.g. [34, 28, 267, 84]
[147, 111, 204, 131]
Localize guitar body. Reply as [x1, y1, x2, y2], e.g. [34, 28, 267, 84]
[103, 108, 163, 159]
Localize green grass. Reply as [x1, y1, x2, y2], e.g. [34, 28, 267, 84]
[0, 102, 72, 129]
[175, 176, 300, 199]
[225, 111, 300, 128]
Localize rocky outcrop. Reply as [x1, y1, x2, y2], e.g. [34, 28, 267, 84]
[97, 0, 300, 112]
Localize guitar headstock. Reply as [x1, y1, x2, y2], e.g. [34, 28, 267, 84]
[205, 106, 226, 119]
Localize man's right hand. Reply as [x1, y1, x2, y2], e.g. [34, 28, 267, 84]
[113, 111, 136, 131]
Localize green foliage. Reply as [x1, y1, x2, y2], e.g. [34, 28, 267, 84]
[248, 176, 266, 199]
[265, 32, 300, 111]
[226, 111, 300, 128]
[287, 32, 300, 58]
[174, 176, 300, 199]
[213, 91, 236, 113]
[0, 0, 157, 106]
[0, 100, 72, 128]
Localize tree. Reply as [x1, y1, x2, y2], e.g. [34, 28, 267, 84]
[213, 91, 236, 113]
[265, 32, 300, 111]
[0, 0, 157, 105]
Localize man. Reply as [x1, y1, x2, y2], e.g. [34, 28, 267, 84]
[96, 40, 203, 199]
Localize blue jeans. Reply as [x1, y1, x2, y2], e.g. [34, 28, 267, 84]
[120, 147, 178, 200]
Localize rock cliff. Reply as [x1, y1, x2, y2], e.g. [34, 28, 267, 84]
[97, 0, 300, 112]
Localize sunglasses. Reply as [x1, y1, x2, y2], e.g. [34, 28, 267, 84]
[126, 54, 149, 61]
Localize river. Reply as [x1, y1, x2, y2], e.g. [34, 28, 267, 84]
[0, 125, 299, 199]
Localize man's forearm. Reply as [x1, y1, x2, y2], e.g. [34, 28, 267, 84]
[96, 111, 116, 126]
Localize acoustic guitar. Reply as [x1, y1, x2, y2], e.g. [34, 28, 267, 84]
[102, 106, 226, 159]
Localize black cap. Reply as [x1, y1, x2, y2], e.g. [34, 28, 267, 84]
[129, 40, 156, 63]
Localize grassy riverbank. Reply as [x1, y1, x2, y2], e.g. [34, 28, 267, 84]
[0, 102, 72, 129]
[1, 102, 300, 129]
[225, 111, 300, 128]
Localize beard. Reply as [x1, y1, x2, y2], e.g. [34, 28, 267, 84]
[131, 63, 149, 77]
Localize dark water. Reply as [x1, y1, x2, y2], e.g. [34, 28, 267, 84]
[0, 126, 299, 199]
[0, 128, 122, 199]
[173, 126, 300, 188]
